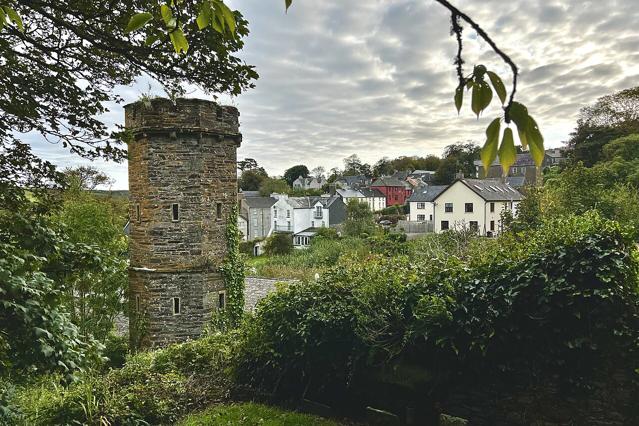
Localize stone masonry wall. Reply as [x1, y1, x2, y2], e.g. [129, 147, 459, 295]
[126, 98, 240, 348]
[244, 276, 297, 311]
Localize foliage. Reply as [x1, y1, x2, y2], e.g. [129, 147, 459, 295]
[12, 333, 237, 425]
[239, 167, 269, 191]
[342, 154, 372, 177]
[235, 214, 639, 404]
[1, 1, 257, 187]
[259, 178, 290, 197]
[0, 210, 103, 378]
[435, 142, 480, 184]
[567, 87, 639, 166]
[378, 205, 405, 216]
[343, 199, 375, 237]
[178, 402, 344, 426]
[314, 227, 339, 240]
[247, 237, 369, 280]
[51, 185, 128, 341]
[373, 155, 441, 177]
[218, 205, 246, 329]
[283, 165, 310, 187]
[264, 233, 294, 256]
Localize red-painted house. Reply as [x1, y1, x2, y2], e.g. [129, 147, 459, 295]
[370, 176, 412, 206]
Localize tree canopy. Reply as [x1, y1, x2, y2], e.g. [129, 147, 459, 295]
[283, 165, 309, 187]
[0, 0, 257, 190]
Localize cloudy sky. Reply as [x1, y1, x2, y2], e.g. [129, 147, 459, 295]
[28, 0, 639, 189]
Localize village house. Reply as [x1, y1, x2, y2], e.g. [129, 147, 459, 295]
[370, 176, 413, 206]
[335, 187, 386, 212]
[407, 185, 448, 222]
[293, 175, 327, 191]
[474, 148, 566, 186]
[270, 194, 347, 248]
[240, 195, 277, 241]
[432, 178, 523, 236]
[334, 175, 371, 190]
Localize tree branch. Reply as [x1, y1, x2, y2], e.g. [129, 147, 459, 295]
[435, 0, 518, 118]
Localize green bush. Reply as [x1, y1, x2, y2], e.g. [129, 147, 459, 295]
[264, 233, 294, 256]
[239, 240, 254, 256]
[235, 213, 639, 403]
[14, 333, 237, 425]
[101, 333, 129, 370]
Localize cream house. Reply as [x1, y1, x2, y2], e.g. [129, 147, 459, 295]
[407, 185, 447, 222]
[432, 179, 523, 236]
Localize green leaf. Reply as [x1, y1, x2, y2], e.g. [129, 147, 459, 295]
[526, 115, 545, 167]
[160, 4, 173, 26]
[481, 117, 501, 171]
[212, 3, 226, 32]
[211, 15, 223, 33]
[487, 71, 507, 105]
[474, 64, 487, 80]
[218, 2, 236, 34]
[508, 101, 529, 149]
[169, 27, 189, 53]
[0, 8, 6, 32]
[472, 81, 492, 118]
[4, 6, 23, 32]
[144, 33, 160, 46]
[454, 85, 463, 114]
[498, 127, 517, 176]
[197, 2, 211, 30]
[286, 0, 293, 12]
[125, 12, 153, 34]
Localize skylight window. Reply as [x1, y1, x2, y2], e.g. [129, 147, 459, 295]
[473, 185, 482, 191]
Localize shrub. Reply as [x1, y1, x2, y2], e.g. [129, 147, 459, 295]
[235, 213, 639, 404]
[264, 233, 293, 256]
[14, 333, 237, 425]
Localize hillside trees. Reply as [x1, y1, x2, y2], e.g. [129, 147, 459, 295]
[283, 164, 310, 186]
[567, 87, 639, 166]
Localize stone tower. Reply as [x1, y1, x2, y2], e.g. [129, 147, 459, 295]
[125, 98, 241, 348]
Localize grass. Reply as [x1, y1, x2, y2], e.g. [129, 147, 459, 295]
[178, 403, 345, 426]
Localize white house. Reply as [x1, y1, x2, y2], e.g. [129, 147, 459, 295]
[336, 188, 386, 212]
[432, 179, 523, 236]
[407, 185, 448, 222]
[270, 194, 347, 248]
[292, 175, 326, 191]
[238, 214, 248, 241]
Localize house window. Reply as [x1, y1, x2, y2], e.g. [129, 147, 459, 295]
[490, 202, 495, 213]
[287, 221, 291, 230]
[171, 203, 179, 221]
[445, 203, 453, 213]
[135, 204, 141, 222]
[286, 210, 291, 218]
[315, 206, 322, 218]
[417, 202, 426, 209]
[429, 214, 433, 221]
[441, 220, 449, 230]
[218, 291, 226, 310]
[490, 220, 495, 231]
[172, 297, 181, 315]
[216, 203, 223, 220]
[311, 221, 315, 228]
[417, 214, 426, 221]
[469, 221, 479, 232]
[273, 206, 277, 218]
[394, 195, 399, 201]
[465, 203, 473, 213]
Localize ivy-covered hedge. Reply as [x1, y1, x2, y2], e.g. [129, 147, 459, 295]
[234, 213, 639, 416]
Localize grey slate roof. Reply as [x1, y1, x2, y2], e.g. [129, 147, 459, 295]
[359, 187, 386, 198]
[504, 176, 526, 188]
[287, 195, 342, 209]
[407, 185, 448, 202]
[244, 196, 277, 209]
[371, 176, 407, 187]
[434, 178, 523, 202]
[240, 190, 261, 197]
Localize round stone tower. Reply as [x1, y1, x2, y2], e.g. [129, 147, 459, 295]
[124, 98, 241, 348]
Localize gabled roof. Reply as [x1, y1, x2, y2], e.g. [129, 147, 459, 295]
[434, 178, 523, 202]
[407, 185, 448, 202]
[371, 176, 407, 188]
[359, 187, 386, 198]
[504, 176, 526, 188]
[336, 188, 364, 198]
[336, 175, 369, 187]
[287, 195, 342, 209]
[244, 196, 277, 209]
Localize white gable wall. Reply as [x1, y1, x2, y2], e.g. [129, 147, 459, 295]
[409, 201, 435, 222]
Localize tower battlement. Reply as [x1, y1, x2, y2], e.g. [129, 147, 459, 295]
[126, 97, 240, 348]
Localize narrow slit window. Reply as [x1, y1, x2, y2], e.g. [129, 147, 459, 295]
[172, 297, 181, 315]
[135, 295, 140, 312]
[172, 203, 179, 222]
[218, 291, 226, 310]
[136, 204, 141, 222]
[216, 203, 223, 220]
